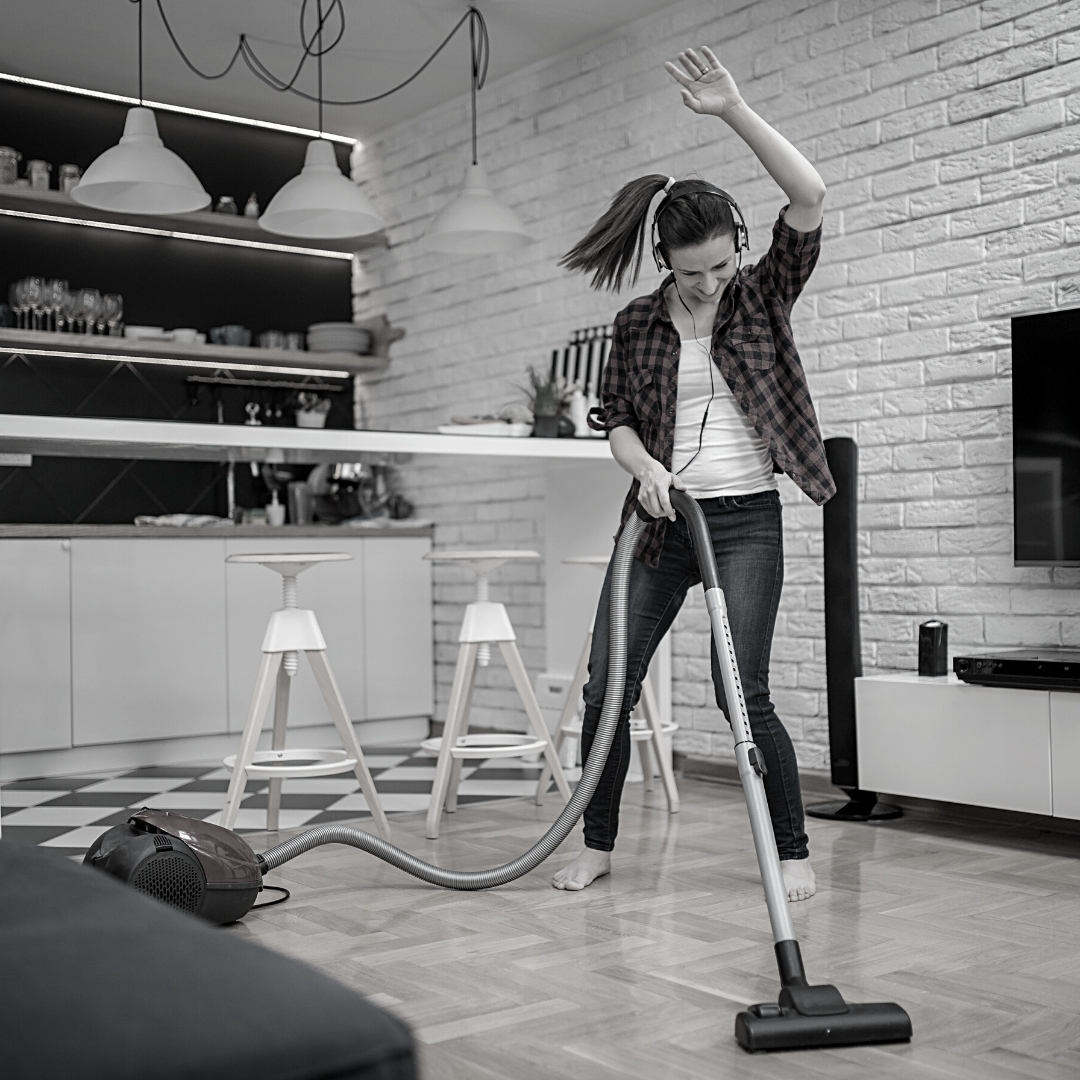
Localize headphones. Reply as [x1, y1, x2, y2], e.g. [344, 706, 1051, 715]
[651, 181, 749, 273]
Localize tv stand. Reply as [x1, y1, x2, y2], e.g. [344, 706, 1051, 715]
[855, 673, 1080, 819]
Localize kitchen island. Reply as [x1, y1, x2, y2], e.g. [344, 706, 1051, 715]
[0, 416, 669, 781]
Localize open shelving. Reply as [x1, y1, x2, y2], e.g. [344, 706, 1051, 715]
[0, 326, 388, 376]
[0, 185, 388, 258]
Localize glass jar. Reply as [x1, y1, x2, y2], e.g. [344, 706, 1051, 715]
[0, 147, 21, 186]
[26, 159, 51, 190]
[58, 164, 82, 194]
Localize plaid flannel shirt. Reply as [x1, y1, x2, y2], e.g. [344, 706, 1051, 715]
[595, 207, 835, 566]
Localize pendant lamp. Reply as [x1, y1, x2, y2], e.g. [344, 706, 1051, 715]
[258, 0, 384, 240]
[259, 138, 383, 238]
[71, 3, 209, 215]
[425, 11, 529, 254]
[72, 107, 210, 215]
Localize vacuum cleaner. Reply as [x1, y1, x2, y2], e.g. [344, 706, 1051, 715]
[85, 491, 911, 1053]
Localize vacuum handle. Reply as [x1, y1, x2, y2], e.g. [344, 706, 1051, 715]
[668, 489, 722, 592]
[634, 489, 722, 592]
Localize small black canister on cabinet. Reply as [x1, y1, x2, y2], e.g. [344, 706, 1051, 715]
[918, 620, 948, 676]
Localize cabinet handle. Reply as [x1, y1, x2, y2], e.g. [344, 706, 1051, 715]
[60, 540, 71, 551]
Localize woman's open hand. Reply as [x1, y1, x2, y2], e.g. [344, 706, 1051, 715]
[637, 457, 686, 521]
[665, 46, 743, 117]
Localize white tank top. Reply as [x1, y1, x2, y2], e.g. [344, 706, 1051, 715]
[671, 336, 777, 498]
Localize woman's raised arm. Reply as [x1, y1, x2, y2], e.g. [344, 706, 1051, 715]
[665, 46, 826, 233]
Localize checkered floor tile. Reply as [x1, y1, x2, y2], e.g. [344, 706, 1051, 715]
[0, 746, 552, 858]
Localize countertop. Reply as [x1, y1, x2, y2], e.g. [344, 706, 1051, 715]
[0, 522, 433, 539]
[0, 414, 615, 463]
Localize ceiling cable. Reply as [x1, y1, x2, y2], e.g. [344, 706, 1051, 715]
[148, 1, 488, 111]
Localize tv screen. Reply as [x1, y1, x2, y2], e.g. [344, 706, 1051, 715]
[1013, 307, 1080, 565]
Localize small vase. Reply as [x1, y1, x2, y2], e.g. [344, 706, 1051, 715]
[532, 414, 559, 438]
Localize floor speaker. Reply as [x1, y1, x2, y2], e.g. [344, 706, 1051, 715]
[805, 437, 901, 822]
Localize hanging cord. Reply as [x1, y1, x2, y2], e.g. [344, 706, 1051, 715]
[149, 1, 489, 110]
[316, 0, 324, 136]
[137, 0, 143, 105]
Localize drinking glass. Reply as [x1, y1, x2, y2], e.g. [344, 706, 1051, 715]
[45, 279, 68, 332]
[58, 289, 78, 333]
[77, 288, 101, 334]
[24, 277, 45, 331]
[101, 294, 123, 335]
[8, 281, 24, 328]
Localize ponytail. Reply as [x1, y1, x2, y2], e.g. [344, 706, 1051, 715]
[560, 175, 738, 293]
[559, 175, 670, 293]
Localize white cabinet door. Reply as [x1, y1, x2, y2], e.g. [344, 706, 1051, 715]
[856, 676, 1053, 815]
[71, 539, 228, 745]
[364, 537, 432, 720]
[0, 539, 72, 753]
[1050, 692, 1080, 819]
[225, 538, 366, 731]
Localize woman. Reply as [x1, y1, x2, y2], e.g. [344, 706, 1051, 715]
[552, 46, 832, 901]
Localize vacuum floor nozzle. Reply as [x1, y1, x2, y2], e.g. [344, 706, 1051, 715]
[735, 999, 912, 1052]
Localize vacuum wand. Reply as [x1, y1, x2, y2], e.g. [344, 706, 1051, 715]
[665, 489, 911, 1052]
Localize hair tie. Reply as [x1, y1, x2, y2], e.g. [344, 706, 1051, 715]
[664, 176, 677, 193]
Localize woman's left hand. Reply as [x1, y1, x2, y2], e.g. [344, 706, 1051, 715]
[665, 46, 743, 117]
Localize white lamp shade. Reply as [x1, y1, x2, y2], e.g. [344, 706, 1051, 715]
[70, 107, 210, 215]
[425, 162, 530, 254]
[259, 139, 384, 239]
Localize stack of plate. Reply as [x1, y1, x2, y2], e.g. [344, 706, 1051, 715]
[306, 322, 372, 355]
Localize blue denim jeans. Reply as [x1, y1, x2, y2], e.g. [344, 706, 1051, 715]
[580, 489, 809, 860]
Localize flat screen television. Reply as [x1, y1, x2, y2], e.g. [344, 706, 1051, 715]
[1013, 307, 1080, 565]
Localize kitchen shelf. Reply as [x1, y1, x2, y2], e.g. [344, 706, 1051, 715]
[0, 185, 388, 257]
[0, 326, 390, 376]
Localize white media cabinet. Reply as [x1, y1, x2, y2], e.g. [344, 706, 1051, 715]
[856, 672, 1080, 819]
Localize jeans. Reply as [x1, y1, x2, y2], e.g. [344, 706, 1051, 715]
[579, 489, 809, 860]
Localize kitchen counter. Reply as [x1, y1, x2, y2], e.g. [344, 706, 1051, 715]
[0, 413, 614, 463]
[0, 522, 433, 539]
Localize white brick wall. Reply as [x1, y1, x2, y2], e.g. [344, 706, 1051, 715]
[352, 0, 1080, 771]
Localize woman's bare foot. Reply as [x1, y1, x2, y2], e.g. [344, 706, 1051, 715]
[552, 849, 611, 890]
[782, 858, 816, 901]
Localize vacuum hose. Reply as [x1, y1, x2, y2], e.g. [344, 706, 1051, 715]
[257, 512, 645, 889]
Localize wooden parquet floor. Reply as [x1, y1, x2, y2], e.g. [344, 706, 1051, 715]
[231, 775, 1080, 1079]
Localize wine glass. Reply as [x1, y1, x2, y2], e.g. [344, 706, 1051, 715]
[23, 277, 44, 331]
[45, 279, 68, 332]
[101, 293, 123, 336]
[58, 288, 78, 333]
[76, 288, 101, 335]
[8, 281, 24, 328]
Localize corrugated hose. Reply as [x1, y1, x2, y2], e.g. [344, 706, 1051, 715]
[257, 512, 644, 889]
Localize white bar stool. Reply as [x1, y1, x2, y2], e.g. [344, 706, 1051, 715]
[220, 552, 390, 840]
[535, 555, 680, 813]
[422, 549, 573, 839]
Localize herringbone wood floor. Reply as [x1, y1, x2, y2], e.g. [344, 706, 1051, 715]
[231, 775, 1080, 1079]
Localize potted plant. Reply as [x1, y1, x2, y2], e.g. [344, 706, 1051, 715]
[524, 366, 568, 438]
[295, 391, 332, 428]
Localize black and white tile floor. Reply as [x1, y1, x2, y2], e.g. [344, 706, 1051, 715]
[0, 746, 550, 858]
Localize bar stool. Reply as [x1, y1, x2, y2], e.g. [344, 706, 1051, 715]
[221, 552, 390, 840]
[422, 549, 573, 839]
[535, 555, 680, 813]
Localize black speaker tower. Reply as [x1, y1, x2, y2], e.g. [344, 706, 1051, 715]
[806, 438, 901, 822]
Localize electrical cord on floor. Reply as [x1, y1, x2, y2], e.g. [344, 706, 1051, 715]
[250, 885, 290, 910]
